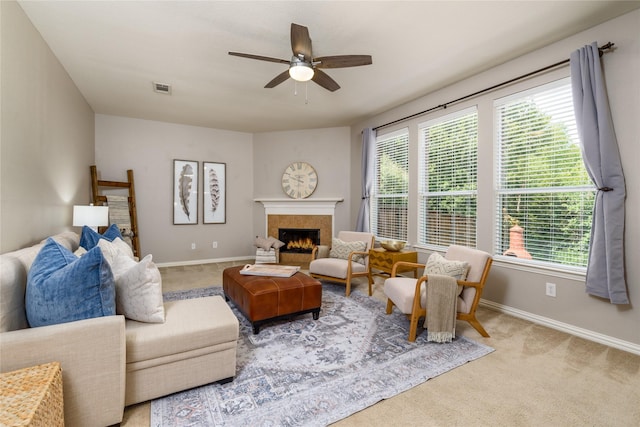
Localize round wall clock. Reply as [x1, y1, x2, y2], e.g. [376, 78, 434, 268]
[281, 161, 318, 199]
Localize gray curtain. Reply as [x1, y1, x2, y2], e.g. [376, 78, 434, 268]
[356, 128, 375, 232]
[570, 42, 628, 304]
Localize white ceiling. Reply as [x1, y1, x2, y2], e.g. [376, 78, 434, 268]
[18, 1, 640, 133]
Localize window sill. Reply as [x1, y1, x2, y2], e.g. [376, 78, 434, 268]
[412, 245, 586, 282]
[493, 256, 586, 282]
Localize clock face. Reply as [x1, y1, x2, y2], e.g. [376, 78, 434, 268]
[281, 162, 318, 199]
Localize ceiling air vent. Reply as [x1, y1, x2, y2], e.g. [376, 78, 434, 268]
[152, 82, 172, 95]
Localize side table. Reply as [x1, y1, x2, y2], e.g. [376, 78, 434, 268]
[368, 248, 419, 291]
[0, 362, 64, 427]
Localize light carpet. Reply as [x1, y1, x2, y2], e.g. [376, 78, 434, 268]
[151, 283, 494, 426]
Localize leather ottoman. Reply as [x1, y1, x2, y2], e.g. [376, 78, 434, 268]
[222, 265, 322, 334]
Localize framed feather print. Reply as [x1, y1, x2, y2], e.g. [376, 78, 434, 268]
[203, 161, 226, 224]
[173, 159, 198, 225]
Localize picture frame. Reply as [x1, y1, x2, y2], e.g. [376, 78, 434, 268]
[203, 161, 226, 224]
[173, 159, 198, 225]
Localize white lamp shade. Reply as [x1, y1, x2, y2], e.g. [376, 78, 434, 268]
[73, 205, 109, 227]
[289, 63, 314, 82]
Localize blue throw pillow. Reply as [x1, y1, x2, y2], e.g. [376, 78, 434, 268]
[26, 238, 116, 327]
[79, 224, 123, 250]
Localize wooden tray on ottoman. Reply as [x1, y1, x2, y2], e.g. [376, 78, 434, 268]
[223, 265, 322, 334]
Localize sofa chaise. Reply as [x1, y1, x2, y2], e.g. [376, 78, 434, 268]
[0, 232, 239, 427]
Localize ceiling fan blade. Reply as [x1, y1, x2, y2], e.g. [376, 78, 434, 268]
[291, 23, 312, 59]
[229, 52, 289, 64]
[265, 69, 291, 88]
[312, 69, 340, 92]
[314, 55, 373, 69]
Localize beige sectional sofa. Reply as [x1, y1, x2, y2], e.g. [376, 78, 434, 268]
[0, 232, 239, 427]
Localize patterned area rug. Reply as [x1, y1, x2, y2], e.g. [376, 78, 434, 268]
[152, 283, 494, 426]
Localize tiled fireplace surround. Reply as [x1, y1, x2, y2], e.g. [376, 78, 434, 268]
[256, 199, 342, 266]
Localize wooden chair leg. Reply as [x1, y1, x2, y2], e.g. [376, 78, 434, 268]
[345, 279, 351, 297]
[408, 312, 420, 342]
[467, 317, 490, 337]
[386, 299, 394, 314]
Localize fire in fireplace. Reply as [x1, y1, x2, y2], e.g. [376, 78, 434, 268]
[278, 228, 320, 253]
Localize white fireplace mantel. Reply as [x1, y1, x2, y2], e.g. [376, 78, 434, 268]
[255, 198, 343, 237]
[254, 198, 343, 216]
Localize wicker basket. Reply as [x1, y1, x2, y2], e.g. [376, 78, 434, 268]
[0, 362, 64, 426]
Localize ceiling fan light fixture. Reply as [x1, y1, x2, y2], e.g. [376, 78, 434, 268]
[289, 62, 314, 82]
[230, 24, 370, 91]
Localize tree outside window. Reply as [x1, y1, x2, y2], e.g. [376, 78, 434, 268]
[419, 107, 478, 249]
[495, 79, 594, 268]
[372, 129, 409, 241]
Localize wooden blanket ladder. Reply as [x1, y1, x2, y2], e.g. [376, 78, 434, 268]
[90, 165, 141, 258]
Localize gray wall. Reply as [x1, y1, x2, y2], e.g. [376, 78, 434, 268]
[94, 120, 352, 263]
[95, 115, 254, 263]
[351, 10, 640, 347]
[252, 127, 352, 237]
[0, 1, 95, 252]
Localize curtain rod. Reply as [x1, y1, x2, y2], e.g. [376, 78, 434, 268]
[373, 42, 615, 132]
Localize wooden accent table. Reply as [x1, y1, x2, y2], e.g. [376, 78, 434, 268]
[0, 362, 64, 427]
[368, 248, 419, 287]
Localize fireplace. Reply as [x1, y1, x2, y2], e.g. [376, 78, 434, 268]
[278, 228, 320, 253]
[256, 198, 342, 267]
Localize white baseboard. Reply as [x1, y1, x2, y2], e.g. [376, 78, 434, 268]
[156, 255, 254, 268]
[480, 299, 640, 356]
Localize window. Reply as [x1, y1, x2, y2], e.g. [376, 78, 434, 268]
[371, 128, 409, 241]
[418, 107, 478, 249]
[495, 78, 594, 268]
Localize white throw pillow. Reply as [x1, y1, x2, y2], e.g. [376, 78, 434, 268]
[98, 239, 165, 323]
[424, 252, 469, 297]
[425, 252, 469, 280]
[73, 246, 87, 257]
[112, 237, 135, 260]
[254, 236, 273, 250]
[330, 238, 367, 265]
[98, 237, 134, 263]
[267, 236, 285, 249]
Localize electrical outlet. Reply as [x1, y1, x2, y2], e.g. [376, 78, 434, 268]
[191, 243, 196, 250]
[546, 282, 556, 297]
[212, 241, 218, 249]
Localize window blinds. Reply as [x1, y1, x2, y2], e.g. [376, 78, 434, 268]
[371, 128, 409, 241]
[418, 107, 478, 248]
[495, 78, 594, 268]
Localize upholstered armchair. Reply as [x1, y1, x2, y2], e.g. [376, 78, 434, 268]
[384, 245, 493, 341]
[309, 231, 375, 296]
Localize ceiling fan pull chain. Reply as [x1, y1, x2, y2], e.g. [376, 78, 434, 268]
[305, 82, 309, 105]
[294, 80, 298, 96]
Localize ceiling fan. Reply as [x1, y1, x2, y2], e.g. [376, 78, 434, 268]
[229, 23, 372, 92]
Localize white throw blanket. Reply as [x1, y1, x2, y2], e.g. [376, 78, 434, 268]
[425, 274, 459, 343]
[106, 195, 133, 246]
[255, 248, 278, 264]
